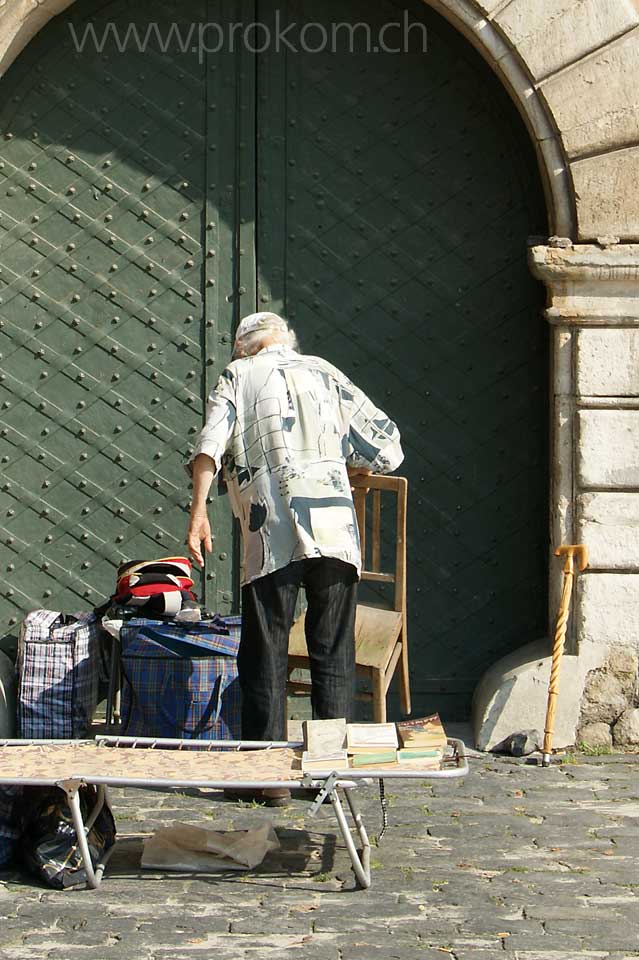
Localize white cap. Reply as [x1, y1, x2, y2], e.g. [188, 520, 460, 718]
[235, 311, 286, 340]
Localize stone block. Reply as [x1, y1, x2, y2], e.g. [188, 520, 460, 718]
[495, 0, 639, 81]
[428, 0, 493, 35]
[577, 721, 613, 748]
[613, 707, 639, 746]
[571, 148, 639, 241]
[576, 492, 639, 569]
[540, 30, 639, 159]
[579, 668, 629, 724]
[554, 328, 573, 397]
[470, 0, 508, 16]
[577, 329, 639, 396]
[487, 50, 560, 140]
[607, 646, 639, 678]
[574, 634, 639, 770]
[577, 410, 639, 488]
[578, 573, 639, 648]
[472, 638, 606, 751]
[490, 729, 541, 755]
[553, 395, 575, 543]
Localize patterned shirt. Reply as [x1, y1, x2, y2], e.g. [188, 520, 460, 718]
[189, 345, 404, 585]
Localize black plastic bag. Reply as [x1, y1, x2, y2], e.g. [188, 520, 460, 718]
[0, 786, 22, 868]
[21, 785, 116, 889]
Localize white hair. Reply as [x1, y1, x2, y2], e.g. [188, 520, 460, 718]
[232, 312, 299, 360]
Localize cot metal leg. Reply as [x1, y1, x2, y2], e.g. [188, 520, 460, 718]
[92, 786, 116, 886]
[329, 786, 371, 889]
[58, 781, 115, 890]
[344, 786, 371, 852]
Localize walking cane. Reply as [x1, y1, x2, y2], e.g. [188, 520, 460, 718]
[541, 544, 589, 767]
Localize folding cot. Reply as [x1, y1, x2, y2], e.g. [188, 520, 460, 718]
[0, 736, 468, 890]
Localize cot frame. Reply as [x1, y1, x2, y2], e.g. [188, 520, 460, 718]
[0, 736, 468, 890]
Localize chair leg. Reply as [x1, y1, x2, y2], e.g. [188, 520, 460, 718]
[399, 637, 411, 716]
[372, 669, 386, 723]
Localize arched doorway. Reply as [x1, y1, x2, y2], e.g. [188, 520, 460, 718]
[0, 0, 548, 717]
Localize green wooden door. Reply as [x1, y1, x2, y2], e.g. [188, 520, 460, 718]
[254, 0, 549, 718]
[0, 0, 250, 640]
[0, 0, 547, 718]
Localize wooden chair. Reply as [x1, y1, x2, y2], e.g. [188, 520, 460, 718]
[287, 474, 411, 722]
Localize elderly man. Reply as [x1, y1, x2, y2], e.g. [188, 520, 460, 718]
[187, 312, 403, 801]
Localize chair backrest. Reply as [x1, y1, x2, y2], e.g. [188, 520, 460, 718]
[350, 474, 407, 616]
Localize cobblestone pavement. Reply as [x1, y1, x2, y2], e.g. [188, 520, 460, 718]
[2, 749, 639, 959]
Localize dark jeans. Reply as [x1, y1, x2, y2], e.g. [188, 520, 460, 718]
[238, 557, 358, 741]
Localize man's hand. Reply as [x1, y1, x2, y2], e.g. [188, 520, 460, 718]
[187, 512, 213, 567]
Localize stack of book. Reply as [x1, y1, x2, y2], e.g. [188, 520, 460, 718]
[300, 715, 448, 772]
[301, 718, 348, 773]
[396, 714, 447, 768]
[346, 722, 399, 767]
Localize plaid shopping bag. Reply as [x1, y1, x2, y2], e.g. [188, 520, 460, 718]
[17, 611, 101, 739]
[120, 616, 241, 740]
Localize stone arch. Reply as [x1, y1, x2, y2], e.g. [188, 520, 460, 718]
[2, 0, 639, 240]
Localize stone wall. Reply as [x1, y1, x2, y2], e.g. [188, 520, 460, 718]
[577, 649, 639, 748]
[529, 242, 639, 747]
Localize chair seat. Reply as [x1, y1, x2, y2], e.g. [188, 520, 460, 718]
[288, 603, 403, 672]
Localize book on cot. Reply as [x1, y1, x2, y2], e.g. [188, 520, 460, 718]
[397, 714, 448, 751]
[301, 715, 447, 772]
[301, 750, 349, 772]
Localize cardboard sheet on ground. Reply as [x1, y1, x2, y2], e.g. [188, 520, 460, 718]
[141, 822, 280, 872]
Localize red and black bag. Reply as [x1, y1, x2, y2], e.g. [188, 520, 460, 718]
[107, 556, 196, 617]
